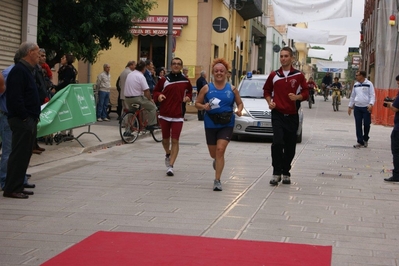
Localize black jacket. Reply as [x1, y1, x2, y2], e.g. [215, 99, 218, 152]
[196, 76, 207, 93]
[55, 64, 77, 92]
[6, 60, 41, 120]
[35, 65, 48, 103]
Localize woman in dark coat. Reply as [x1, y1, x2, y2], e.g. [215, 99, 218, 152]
[51, 54, 77, 94]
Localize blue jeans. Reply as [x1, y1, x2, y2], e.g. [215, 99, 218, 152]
[0, 113, 12, 189]
[0, 113, 28, 189]
[353, 106, 371, 145]
[97, 91, 110, 119]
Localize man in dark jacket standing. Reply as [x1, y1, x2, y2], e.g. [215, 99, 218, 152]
[196, 70, 207, 120]
[3, 42, 41, 199]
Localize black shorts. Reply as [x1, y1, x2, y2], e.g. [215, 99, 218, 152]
[205, 127, 233, 145]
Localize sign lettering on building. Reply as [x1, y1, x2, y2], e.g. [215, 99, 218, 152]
[135, 16, 188, 25]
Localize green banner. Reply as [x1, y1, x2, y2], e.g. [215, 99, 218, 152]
[37, 84, 96, 137]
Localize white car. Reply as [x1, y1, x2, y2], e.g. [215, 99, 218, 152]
[233, 73, 303, 143]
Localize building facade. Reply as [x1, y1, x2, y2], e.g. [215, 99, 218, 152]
[361, 0, 399, 126]
[85, 0, 265, 87]
[0, 0, 38, 71]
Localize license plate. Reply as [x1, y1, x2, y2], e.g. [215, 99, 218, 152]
[257, 121, 271, 127]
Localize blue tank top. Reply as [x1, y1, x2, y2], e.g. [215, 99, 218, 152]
[204, 83, 235, 128]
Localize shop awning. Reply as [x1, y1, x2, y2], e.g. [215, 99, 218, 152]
[131, 25, 182, 37]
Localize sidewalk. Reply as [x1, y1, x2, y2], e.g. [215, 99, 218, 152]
[2, 97, 399, 266]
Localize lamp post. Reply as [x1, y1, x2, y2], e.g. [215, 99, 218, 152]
[167, 0, 174, 73]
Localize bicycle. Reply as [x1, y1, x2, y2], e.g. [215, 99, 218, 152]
[119, 104, 162, 144]
[331, 87, 341, 112]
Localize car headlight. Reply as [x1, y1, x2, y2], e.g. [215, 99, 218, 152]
[235, 107, 249, 116]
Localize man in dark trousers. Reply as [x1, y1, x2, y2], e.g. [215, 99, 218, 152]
[383, 74, 399, 182]
[3, 41, 41, 199]
[322, 72, 332, 100]
[196, 70, 207, 120]
[263, 46, 308, 186]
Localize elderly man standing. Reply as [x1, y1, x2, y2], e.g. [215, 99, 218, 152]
[117, 61, 136, 118]
[3, 42, 41, 199]
[96, 64, 111, 122]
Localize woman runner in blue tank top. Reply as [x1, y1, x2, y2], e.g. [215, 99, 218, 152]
[195, 58, 243, 191]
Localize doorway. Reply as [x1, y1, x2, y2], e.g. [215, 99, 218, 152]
[139, 36, 166, 70]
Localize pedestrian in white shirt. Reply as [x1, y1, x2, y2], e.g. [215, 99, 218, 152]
[348, 70, 375, 148]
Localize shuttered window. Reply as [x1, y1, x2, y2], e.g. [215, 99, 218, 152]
[0, 0, 22, 71]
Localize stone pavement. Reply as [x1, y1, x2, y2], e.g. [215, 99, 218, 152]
[0, 96, 398, 266]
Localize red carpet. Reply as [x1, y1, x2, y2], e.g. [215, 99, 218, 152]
[42, 231, 332, 266]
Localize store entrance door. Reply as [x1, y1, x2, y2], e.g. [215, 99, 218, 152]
[139, 36, 166, 70]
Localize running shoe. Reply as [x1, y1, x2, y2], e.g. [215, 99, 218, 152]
[166, 167, 174, 176]
[213, 179, 222, 191]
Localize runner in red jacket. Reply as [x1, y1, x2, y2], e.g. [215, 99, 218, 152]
[153, 57, 192, 177]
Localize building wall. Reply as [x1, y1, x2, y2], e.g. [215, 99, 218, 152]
[294, 22, 309, 76]
[23, 0, 38, 42]
[89, 40, 139, 85]
[264, 27, 283, 74]
[196, 0, 213, 76]
[88, 0, 250, 86]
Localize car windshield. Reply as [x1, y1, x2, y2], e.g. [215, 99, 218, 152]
[239, 79, 266, 98]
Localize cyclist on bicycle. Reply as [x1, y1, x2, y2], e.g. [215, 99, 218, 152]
[307, 77, 317, 104]
[124, 60, 158, 130]
[331, 76, 342, 105]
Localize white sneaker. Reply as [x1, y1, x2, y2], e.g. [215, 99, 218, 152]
[166, 167, 174, 176]
[103, 118, 110, 121]
[213, 179, 222, 191]
[97, 118, 103, 122]
[165, 155, 170, 167]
